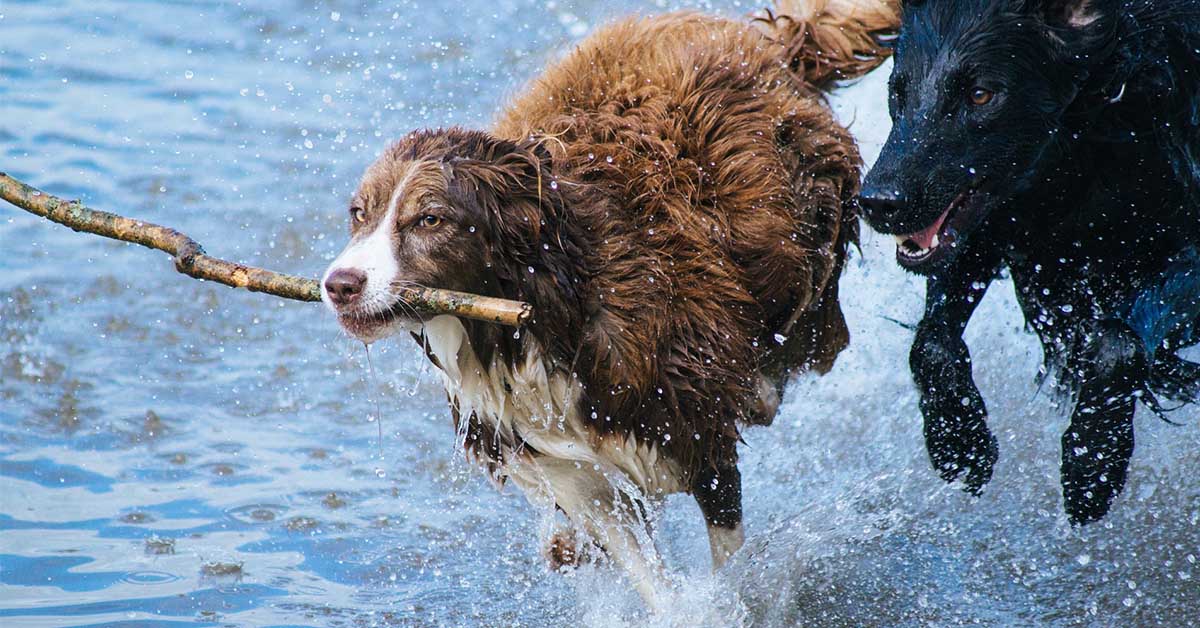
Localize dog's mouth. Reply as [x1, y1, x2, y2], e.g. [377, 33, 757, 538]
[893, 181, 986, 269]
[335, 301, 418, 344]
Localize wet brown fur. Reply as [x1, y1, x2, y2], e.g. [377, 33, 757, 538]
[348, 1, 897, 512]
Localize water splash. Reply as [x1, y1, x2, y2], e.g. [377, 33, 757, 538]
[363, 342, 385, 460]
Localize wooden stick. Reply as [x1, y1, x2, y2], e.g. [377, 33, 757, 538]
[0, 172, 532, 327]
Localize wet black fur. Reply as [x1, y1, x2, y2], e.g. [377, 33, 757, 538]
[860, 0, 1200, 523]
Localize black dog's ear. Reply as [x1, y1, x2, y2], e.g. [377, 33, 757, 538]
[1027, 0, 1106, 29]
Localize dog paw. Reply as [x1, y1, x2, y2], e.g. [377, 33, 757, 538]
[1061, 409, 1135, 525]
[924, 412, 998, 495]
[544, 529, 585, 572]
[1150, 353, 1200, 404]
[1061, 455, 1130, 525]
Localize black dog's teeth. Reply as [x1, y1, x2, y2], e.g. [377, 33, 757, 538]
[895, 234, 938, 258]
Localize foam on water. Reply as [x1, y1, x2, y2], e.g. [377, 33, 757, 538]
[0, 1, 1196, 626]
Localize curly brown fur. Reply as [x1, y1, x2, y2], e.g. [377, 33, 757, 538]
[754, 0, 900, 88]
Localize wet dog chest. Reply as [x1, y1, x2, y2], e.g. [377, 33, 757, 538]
[420, 316, 589, 458]
[420, 315, 684, 494]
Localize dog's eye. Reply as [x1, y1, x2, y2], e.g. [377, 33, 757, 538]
[968, 87, 995, 106]
[420, 215, 442, 228]
[352, 207, 367, 223]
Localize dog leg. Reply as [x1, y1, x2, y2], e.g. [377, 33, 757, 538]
[527, 457, 670, 608]
[742, 372, 782, 427]
[913, 326, 997, 493]
[692, 457, 744, 569]
[1151, 352, 1200, 403]
[543, 524, 607, 571]
[912, 252, 1002, 493]
[1061, 320, 1143, 524]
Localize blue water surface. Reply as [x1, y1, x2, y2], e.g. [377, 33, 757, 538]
[1, 1, 1197, 626]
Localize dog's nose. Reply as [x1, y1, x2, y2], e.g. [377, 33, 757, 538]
[324, 268, 367, 307]
[858, 186, 908, 224]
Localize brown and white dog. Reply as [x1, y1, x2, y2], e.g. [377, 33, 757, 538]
[322, 0, 897, 606]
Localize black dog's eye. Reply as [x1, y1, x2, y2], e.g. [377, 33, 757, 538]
[352, 207, 366, 223]
[419, 215, 442, 228]
[968, 87, 995, 106]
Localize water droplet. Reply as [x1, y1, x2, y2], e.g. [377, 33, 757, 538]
[774, 333, 787, 344]
[605, 155, 614, 163]
[549, 180, 558, 190]
[184, 70, 194, 80]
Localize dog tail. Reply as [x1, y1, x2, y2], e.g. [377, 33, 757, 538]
[754, 0, 900, 89]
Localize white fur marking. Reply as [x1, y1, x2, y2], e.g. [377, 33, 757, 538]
[510, 455, 671, 608]
[420, 314, 685, 607]
[321, 168, 417, 315]
[421, 315, 684, 495]
[707, 523, 745, 570]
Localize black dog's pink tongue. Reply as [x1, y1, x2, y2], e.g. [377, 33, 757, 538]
[905, 208, 950, 249]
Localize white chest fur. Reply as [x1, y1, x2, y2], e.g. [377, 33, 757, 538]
[420, 315, 684, 499]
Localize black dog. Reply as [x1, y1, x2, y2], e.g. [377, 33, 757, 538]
[859, 0, 1200, 523]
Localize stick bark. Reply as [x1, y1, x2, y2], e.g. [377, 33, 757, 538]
[0, 172, 532, 326]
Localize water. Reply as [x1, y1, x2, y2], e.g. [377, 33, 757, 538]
[1, 1, 1197, 626]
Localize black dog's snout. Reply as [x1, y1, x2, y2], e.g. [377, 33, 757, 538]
[858, 185, 908, 227]
[324, 268, 367, 307]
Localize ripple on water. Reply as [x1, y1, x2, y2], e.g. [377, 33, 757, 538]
[118, 511, 156, 524]
[200, 462, 245, 477]
[121, 570, 182, 586]
[226, 503, 289, 525]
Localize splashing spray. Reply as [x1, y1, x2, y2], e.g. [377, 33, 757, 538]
[363, 342, 386, 464]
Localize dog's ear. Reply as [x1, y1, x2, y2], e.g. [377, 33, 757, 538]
[441, 136, 555, 250]
[1027, 0, 1106, 30]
